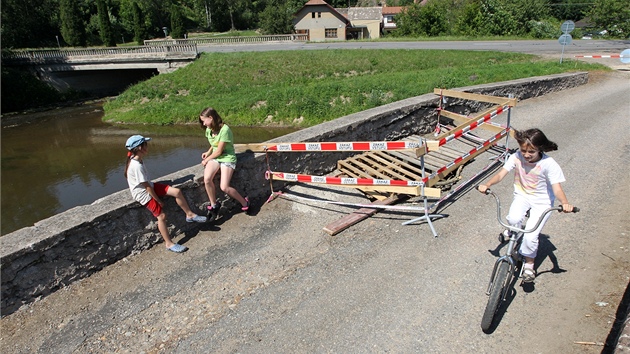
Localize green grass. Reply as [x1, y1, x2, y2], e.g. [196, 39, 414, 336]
[103, 49, 607, 126]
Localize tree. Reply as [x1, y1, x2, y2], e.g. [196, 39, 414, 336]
[60, 0, 87, 46]
[454, 0, 484, 36]
[170, 4, 187, 38]
[97, 0, 117, 46]
[259, 1, 295, 34]
[1, 0, 60, 48]
[392, 3, 424, 37]
[393, 0, 450, 37]
[588, 0, 630, 37]
[549, 0, 588, 22]
[132, 2, 146, 44]
[478, 0, 521, 36]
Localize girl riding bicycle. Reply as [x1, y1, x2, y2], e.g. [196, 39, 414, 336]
[477, 128, 574, 282]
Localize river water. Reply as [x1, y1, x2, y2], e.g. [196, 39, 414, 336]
[1, 103, 298, 235]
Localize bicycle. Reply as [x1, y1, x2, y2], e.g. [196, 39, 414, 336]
[478, 188, 579, 332]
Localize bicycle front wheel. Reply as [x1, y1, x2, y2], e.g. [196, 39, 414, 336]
[481, 261, 510, 332]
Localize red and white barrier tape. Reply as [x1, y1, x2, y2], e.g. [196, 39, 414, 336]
[270, 172, 428, 187]
[575, 55, 625, 58]
[430, 129, 509, 181]
[437, 105, 509, 147]
[264, 141, 423, 152]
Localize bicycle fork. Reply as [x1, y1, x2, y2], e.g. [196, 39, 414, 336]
[486, 236, 521, 300]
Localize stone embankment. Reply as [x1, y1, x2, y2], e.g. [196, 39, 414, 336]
[0, 72, 588, 317]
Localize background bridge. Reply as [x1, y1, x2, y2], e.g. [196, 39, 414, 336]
[2, 45, 199, 96]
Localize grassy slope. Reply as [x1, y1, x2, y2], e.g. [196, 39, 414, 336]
[103, 49, 606, 126]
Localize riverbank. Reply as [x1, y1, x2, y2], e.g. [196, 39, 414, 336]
[103, 49, 607, 126]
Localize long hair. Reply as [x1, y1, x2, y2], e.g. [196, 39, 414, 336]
[514, 128, 558, 152]
[123, 142, 146, 179]
[199, 107, 223, 133]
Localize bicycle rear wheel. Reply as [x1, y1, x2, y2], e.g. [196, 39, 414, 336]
[481, 261, 510, 332]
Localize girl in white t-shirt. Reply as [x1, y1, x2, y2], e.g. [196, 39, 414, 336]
[124, 135, 206, 253]
[478, 128, 574, 282]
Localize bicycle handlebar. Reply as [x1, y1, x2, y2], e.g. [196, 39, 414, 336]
[478, 186, 579, 234]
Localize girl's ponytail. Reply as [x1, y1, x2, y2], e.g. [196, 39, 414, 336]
[124, 147, 140, 178]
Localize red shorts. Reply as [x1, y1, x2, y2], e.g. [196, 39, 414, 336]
[145, 183, 170, 217]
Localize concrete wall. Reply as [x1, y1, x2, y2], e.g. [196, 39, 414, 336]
[0, 72, 588, 316]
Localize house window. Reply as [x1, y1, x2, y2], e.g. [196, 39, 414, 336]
[312, 12, 315, 18]
[325, 28, 337, 38]
[318, 12, 321, 18]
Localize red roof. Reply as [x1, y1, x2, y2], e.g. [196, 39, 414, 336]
[382, 6, 404, 15]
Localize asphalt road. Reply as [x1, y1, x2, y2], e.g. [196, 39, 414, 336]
[198, 39, 630, 57]
[1, 51, 629, 353]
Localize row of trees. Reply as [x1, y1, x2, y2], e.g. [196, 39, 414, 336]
[1, 0, 627, 49]
[393, 0, 629, 38]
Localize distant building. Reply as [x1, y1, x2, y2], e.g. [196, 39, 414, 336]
[382, 6, 404, 33]
[293, 0, 410, 41]
[293, 0, 350, 42]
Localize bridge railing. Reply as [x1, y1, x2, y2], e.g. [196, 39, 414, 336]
[144, 34, 308, 46]
[2, 44, 199, 63]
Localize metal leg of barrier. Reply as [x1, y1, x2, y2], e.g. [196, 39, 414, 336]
[402, 196, 445, 237]
[401, 138, 445, 237]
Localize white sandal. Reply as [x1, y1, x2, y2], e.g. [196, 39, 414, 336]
[522, 268, 536, 283]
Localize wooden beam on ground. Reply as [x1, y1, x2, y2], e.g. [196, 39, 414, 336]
[352, 185, 441, 198]
[434, 88, 517, 107]
[323, 194, 400, 236]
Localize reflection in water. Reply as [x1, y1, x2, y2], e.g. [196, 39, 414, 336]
[1, 103, 298, 235]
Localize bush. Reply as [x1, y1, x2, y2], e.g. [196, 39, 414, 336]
[528, 19, 560, 39]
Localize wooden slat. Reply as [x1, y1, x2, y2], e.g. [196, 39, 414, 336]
[365, 152, 411, 175]
[434, 139, 498, 181]
[323, 195, 401, 236]
[338, 159, 392, 180]
[434, 88, 517, 106]
[386, 151, 441, 172]
[439, 109, 508, 135]
[434, 146, 464, 159]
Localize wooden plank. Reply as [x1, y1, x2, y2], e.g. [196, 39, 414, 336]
[433, 139, 497, 181]
[439, 109, 508, 135]
[433, 146, 464, 159]
[351, 184, 428, 196]
[338, 159, 392, 180]
[435, 105, 501, 141]
[361, 154, 419, 180]
[371, 151, 426, 179]
[323, 195, 401, 236]
[387, 151, 441, 172]
[349, 158, 401, 180]
[433, 88, 517, 106]
[353, 185, 440, 198]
